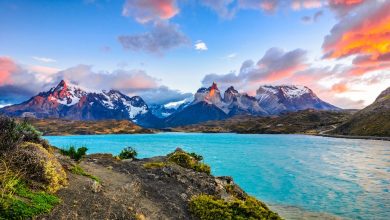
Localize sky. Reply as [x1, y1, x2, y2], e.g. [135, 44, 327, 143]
[0, 0, 389, 108]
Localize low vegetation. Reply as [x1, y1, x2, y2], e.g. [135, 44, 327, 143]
[143, 162, 167, 169]
[168, 149, 211, 174]
[60, 146, 88, 161]
[174, 110, 353, 134]
[0, 116, 66, 219]
[118, 147, 138, 160]
[189, 195, 281, 220]
[69, 165, 100, 182]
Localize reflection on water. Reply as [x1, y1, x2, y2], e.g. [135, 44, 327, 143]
[45, 133, 390, 220]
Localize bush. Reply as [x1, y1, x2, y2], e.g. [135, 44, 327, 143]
[189, 152, 203, 161]
[0, 117, 20, 153]
[0, 117, 49, 154]
[14, 142, 68, 193]
[189, 195, 281, 220]
[118, 147, 137, 160]
[168, 150, 211, 175]
[60, 146, 88, 161]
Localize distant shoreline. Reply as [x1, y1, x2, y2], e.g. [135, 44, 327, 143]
[316, 134, 390, 141]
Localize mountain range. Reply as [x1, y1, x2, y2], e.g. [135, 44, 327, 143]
[0, 80, 340, 128]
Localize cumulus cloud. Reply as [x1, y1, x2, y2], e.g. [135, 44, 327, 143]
[202, 47, 307, 91]
[122, 0, 179, 23]
[118, 22, 189, 54]
[323, 0, 390, 76]
[194, 40, 208, 51]
[291, 0, 322, 10]
[0, 57, 190, 105]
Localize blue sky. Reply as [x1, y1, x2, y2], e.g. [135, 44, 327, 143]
[0, 0, 389, 108]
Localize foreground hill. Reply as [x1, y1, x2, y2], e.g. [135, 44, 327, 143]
[332, 87, 390, 137]
[0, 117, 281, 219]
[20, 118, 153, 135]
[173, 109, 353, 134]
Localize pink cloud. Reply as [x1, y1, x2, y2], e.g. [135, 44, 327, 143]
[122, 0, 179, 23]
[0, 57, 17, 85]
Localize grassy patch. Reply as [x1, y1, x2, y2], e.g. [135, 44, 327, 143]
[189, 195, 281, 220]
[0, 182, 60, 219]
[143, 162, 166, 169]
[70, 165, 100, 182]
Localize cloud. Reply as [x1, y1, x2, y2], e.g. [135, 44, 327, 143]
[322, 0, 390, 76]
[118, 22, 189, 54]
[194, 40, 208, 51]
[328, 0, 367, 16]
[122, 0, 179, 23]
[32, 56, 57, 63]
[0, 57, 17, 85]
[200, 0, 236, 18]
[331, 81, 348, 93]
[0, 57, 190, 105]
[291, 0, 322, 10]
[202, 47, 307, 90]
[301, 10, 323, 23]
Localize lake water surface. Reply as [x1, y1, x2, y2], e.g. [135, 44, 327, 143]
[44, 133, 390, 220]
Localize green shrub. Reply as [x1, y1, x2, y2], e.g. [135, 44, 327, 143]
[167, 150, 210, 175]
[143, 162, 166, 169]
[70, 165, 100, 182]
[118, 147, 137, 160]
[193, 163, 211, 175]
[168, 152, 195, 168]
[0, 117, 49, 154]
[0, 117, 21, 153]
[15, 121, 42, 144]
[189, 195, 281, 220]
[60, 146, 88, 161]
[189, 152, 203, 161]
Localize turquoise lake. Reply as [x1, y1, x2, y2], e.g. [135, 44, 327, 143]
[44, 133, 390, 220]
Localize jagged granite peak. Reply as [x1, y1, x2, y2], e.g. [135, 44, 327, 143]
[223, 86, 239, 103]
[0, 80, 161, 128]
[194, 82, 224, 107]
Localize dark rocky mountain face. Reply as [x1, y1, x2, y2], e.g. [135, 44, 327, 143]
[0, 80, 162, 128]
[332, 87, 390, 137]
[164, 101, 228, 127]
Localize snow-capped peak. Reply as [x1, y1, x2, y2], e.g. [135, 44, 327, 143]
[258, 85, 311, 99]
[48, 80, 87, 106]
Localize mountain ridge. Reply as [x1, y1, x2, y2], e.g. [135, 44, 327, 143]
[1, 80, 341, 128]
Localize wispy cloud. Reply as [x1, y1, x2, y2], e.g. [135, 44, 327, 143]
[32, 56, 56, 63]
